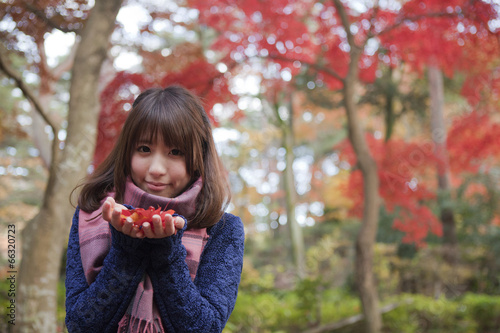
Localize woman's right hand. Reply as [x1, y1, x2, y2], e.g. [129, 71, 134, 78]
[102, 197, 145, 238]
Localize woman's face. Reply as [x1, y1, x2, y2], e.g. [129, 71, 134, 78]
[130, 137, 191, 198]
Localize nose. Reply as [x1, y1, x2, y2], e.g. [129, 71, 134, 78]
[148, 153, 167, 176]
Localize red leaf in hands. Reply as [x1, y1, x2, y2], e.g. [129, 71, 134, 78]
[120, 207, 175, 230]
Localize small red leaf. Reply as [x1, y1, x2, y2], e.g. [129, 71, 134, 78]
[120, 207, 176, 230]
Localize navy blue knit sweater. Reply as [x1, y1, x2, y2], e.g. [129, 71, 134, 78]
[65, 210, 245, 332]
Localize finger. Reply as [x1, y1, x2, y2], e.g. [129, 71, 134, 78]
[121, 218, 134, 234]
[112, 206, 123, 225]
[174, 217, 185, 231]
[130, 226, 145, 239]
[142, 222, 156, 238]
[102, 197, 115, 222]
[152, 215, 164, 236]
[162, 214, 175, 236]
[106, 206, 122, 231]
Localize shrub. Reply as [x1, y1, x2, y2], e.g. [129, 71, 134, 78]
[225, 291, 500, 333]
[461, 293, 500, 332]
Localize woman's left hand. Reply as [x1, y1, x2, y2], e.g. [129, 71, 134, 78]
[141, 213, 185, 239]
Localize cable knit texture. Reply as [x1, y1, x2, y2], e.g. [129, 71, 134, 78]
[65, 209, 245, 332]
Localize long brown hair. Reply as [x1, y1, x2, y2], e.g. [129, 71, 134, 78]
[75, 86, 231, 228]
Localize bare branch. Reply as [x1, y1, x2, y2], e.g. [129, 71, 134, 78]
[304, 59, 345, 83]
[268, 53, 346, 83]
[271, 97, 286, 129]
[333, 0, 361, 49]
[0, 47, 60, 135]
[366, 0, 380, 40]
[376, 12, 459, 38]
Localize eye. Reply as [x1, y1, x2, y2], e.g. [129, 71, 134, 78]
[137, 145, 151, 153]
[170, 148, 183, 156]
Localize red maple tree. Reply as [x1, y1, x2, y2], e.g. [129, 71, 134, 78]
[94, 60, 234, 166]
[186, 0, 500, 247]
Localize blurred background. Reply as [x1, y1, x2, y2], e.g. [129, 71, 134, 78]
[1, 0, 500, 332]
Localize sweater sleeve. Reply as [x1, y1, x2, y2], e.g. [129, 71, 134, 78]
[146, 213, 245, 333]
[65, 208, 150, 333]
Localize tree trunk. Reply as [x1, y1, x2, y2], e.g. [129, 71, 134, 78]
[428, 65, 457, 264]
[282, 98, 306, 279]
[333, 1, 382, 331]
[344, 73, 382, 333]
[384, 67, 396, 142]
[15, 1, 123, 331]
[270, 94, 306, 278]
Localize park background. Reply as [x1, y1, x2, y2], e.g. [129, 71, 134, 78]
[1, 0, 500, 332]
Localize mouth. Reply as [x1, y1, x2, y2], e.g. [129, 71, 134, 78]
[145, 181, 168, 192]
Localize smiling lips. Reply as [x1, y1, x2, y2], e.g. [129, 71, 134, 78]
[146, 181, 168, 191]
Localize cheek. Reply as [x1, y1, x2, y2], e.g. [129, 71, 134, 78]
[172, 161, 189, 180]
[130, 156, 144, 177]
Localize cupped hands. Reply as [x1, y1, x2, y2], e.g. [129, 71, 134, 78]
[102, 197, 185, 239]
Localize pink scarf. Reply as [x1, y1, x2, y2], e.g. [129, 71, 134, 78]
[78, 178, 208, 332]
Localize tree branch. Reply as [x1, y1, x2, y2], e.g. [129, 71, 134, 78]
[0, 47, 60, 135]
[366, 0, 380, 40]
[375, 12, 459, 38]
[271, 96, 286, 129]
[268, 54, 345, 83]
[333, 0, 360, 49]
[22, 0, 81, 33]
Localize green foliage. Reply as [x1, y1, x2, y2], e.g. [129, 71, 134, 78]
[224, 288, 361, 333]
[461, 293, 500, 331]
[382, 293, 500, 333]
[319, 289, 361, 323]
[373, 244, 401, 297]
[226, 290, 500, 333]
[452, 173, 500, 294]
[376, 205, 405, 245]
[0, 276, 14, 332]
[382, 304, 420, 333]
[305, 226, 353, 287]
[239, 260, 277, 293]
[224, 292, 285, 333]
[382, 295, 471, 333]
[360, 64, 430, 141]
[58, 278, 66, 329]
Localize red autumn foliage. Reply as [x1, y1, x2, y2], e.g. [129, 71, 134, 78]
[94, 72, 151, 167]
[337, 135, 442, 246]
[461, 68, 500, 111]
[194, 0, 317, 67]
[121, 207, 175, 229]
[447, 111, 500, 175]
[378, 0, 499, 77]
[190, 0, 498, 91]
[94, 60, 234, 167]
[336, 108, 500, 246]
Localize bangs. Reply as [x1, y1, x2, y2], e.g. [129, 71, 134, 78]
[129, 94, 191, 151]
[133, 113, 186, 148]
